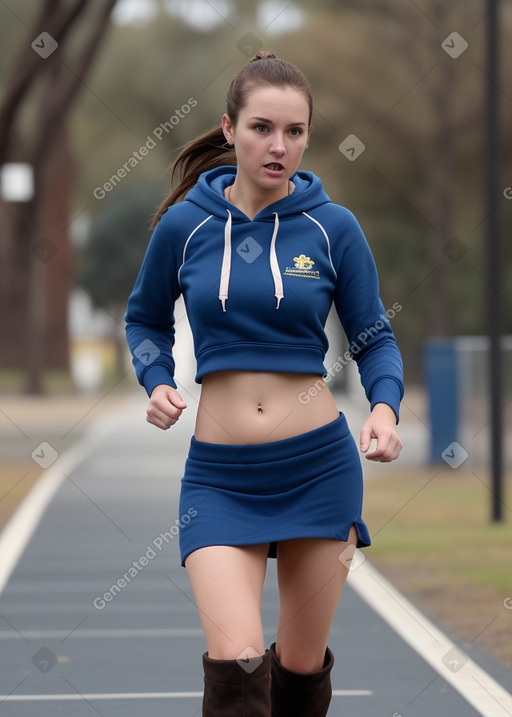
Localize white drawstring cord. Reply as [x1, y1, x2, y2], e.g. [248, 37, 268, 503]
[218, 210, 232, 312]
[269, 213, 284, 309]
[218, 210, 284, 311]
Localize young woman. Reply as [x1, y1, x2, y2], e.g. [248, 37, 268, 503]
[125, 51, 403, 717]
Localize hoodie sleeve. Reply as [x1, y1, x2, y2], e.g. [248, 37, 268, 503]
[125, 210, 183, 397]
[332, 208, 404, 422]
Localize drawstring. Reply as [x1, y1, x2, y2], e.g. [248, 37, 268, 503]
[218, 211, 283, 312]
[218, 210, 232, 312]
[269, 213, 284, 309]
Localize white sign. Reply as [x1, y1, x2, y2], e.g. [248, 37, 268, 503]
[0, 163, 34, 202]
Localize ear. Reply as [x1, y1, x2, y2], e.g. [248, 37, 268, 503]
[222, 113, 234, 145]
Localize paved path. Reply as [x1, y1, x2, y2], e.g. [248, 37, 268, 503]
[0, 394, 511, 716]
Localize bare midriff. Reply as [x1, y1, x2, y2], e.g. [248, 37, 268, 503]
[194, 370, 340, 445]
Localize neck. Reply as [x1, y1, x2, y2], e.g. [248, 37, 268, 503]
[226, 178, 293, 220]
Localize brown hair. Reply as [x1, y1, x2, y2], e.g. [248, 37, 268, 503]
[150, 51, 313, 228]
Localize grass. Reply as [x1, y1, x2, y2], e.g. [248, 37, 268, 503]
[0, 463, 43, 531]
[363, 464, 512, 666]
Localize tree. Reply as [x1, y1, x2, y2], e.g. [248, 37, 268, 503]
[0, 0, 118, 393]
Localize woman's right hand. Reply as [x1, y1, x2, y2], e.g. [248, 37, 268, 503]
[146, 384, 187, 430]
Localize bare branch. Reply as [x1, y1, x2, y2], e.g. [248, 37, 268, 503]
[0, 0, 91, 164]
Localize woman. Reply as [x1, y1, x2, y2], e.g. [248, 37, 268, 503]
[125, 51, 403, 716]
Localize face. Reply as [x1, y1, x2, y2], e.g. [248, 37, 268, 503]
[222, 85, 310, 194]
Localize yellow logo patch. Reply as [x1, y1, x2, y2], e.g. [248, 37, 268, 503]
[284, 253, 320, 279]
[293, 254, 315, 270]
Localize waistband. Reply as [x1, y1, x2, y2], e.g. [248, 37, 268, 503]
[188, 412, 350, 465]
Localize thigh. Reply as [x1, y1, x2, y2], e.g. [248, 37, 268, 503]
[185, 542, 270, 660]
[275, 527, 358, 672]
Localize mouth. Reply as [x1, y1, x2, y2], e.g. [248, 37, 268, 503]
[264, 162, 285, 172]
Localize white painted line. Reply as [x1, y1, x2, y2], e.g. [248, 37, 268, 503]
[348, 554, 512, 717]
[0, 440, 92, 595]
[0, 690, 372, 702]
[0, 692, 204, 701]
[0, 399, 135, 596]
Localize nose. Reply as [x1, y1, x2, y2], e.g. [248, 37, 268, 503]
[270, 132, 286, 156]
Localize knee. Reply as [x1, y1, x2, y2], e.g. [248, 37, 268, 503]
[207, 641, 266, 662]
[274, 644, 326, 673]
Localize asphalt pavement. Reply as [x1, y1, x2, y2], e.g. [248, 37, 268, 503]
[0, 392, 510, 716]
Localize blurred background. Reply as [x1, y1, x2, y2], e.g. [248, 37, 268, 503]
[0, 0, 511, 666]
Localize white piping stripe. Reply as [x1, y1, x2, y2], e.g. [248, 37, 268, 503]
[0, 690, 372, 702]
[302, 212, 337, 277]
[177, 214, 213, 283]
[348, 553, 512, 716]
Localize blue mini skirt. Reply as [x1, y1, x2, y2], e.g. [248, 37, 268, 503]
[178, 412, 371, 566]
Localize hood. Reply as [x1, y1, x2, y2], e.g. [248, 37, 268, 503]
[184, 165, 331, 221]
[183, 166, 331, 313]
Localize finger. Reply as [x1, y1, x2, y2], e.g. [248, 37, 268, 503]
[172, 395, 188, 409]
[359, 425, 373, 453]
[146, 411, 181, 430]
[366, 434, 402, 462]
[365, 431, 392, 461]
[146, 403, 183, 429]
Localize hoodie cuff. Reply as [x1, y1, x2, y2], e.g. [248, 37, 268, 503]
[369, 377, 403, 423]
[142, 365, 177, 397]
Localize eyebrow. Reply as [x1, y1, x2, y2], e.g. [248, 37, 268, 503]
[250, 116, 307, 126]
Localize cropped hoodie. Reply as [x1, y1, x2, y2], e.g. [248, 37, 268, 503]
[125, 166, 404, 419]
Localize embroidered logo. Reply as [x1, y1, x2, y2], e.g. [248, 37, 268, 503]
[284, 253, 320, 279]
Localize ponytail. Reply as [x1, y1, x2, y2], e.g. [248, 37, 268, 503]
[151, 125, 236, 229]
[150, 50, 312, 229]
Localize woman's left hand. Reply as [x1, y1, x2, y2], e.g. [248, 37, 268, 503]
[359, 403, 402, 462]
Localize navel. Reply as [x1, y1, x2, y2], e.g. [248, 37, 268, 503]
[257, 399, 263, 415]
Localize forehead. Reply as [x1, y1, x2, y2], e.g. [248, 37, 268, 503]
[240, 85, 310, 124]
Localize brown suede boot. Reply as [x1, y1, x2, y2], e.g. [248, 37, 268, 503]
[269, 642, 334, 717]
[202, 650, 272, 716]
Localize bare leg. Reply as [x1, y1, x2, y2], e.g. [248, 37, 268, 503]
[185, 542, 270, 660]
[275, 527, 358, 672]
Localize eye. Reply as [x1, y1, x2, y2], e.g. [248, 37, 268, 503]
[255, 124, 269, 133]
[289, 127, 303, 136]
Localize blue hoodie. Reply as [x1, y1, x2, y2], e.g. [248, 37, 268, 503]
[125, 166, 404, 419]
